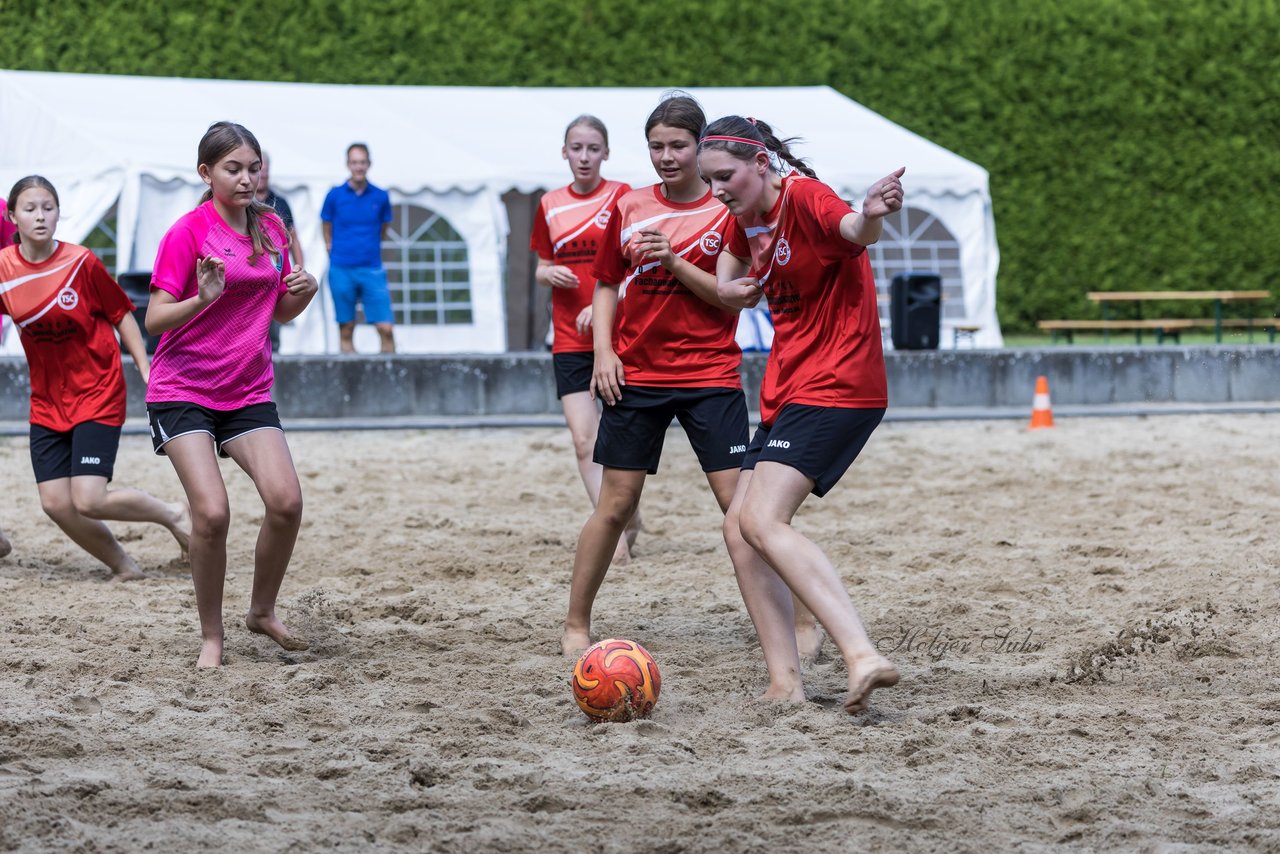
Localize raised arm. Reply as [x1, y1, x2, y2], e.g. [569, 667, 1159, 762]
[839, 167, 906, 247]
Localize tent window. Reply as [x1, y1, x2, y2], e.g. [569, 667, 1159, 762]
[865, 205, 965, 320]
[85, 206, 119, 276]
[383, 203, 472, 325]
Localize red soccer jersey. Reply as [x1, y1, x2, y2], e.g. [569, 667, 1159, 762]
[530, 180, 630, 354]
[591, 185, 740, 387]
[0, 243, 135, 431]
[725, 174, 887, 424]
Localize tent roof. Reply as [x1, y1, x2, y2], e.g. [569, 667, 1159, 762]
[0, 71, 989, 199]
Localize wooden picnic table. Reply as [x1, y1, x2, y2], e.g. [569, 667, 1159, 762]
[1087, 290, 1271, 343]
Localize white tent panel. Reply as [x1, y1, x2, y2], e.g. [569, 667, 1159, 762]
[0, 71, 1002, 354]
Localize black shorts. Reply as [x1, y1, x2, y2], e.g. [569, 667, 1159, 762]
[553, 351, 594, 399]
[742, 405, 885, 497]
[30, 421, 122, 483]
[595, 386, 749, 474]
[147, 401, 283, 458]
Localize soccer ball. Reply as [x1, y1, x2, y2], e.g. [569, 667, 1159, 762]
[571, 638, 661, 722]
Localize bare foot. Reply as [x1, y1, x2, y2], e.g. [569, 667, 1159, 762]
[0, 531, 11, 559]
[844, 655, 900, 714]
[758, 684, 806, 703]
[245, 613, 309, 651]
[168, 501, 191, 561]
[561, 626, 591, 659]
[796, 623, 825, 665]
[111, 561, 146, 582]
[625, 512, 642, 551]
[610, 539, 631, 565]
[196, 637, 223, 668]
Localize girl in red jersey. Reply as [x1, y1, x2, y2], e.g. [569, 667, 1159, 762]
[147, 122, 318, 668]
[698, 115, 906, 714]
[561, 94, 820, 658]
[531, 115, 640, 563]
[0, 176, 190, 581]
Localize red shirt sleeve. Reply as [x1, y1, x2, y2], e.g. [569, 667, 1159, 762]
[86, 255, 135, 325]
[725, 215, 749, 259]
[589, 200, 628, 285]
[804, 182, 863, 263]
[529, 198, 553, 260]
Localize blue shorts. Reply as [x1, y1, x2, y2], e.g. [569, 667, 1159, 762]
[329, 265, 394, 325]
[742, 405, 884, 497]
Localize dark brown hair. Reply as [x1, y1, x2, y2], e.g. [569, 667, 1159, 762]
[197, 121, 279, 263]
[347, 142, 370, 160]
[699, 115, 817, 179]
[5, 176, 60, 245]
[644, 90, 706, 141]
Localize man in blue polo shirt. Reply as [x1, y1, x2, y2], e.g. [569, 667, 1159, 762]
[321, 143, 395, 353]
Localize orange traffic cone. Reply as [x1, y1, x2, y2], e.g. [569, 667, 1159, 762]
[1029, 375, 1054, 429]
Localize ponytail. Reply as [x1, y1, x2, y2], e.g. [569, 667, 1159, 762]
[699, 116, 817, 179]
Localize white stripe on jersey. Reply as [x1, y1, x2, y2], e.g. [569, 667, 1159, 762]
[0, 257, 79, 296]
[17, 254, 89, 328]
[618, 203, 726, 246]
[618, 209, 730, 299]
[551, 186, 625, 253]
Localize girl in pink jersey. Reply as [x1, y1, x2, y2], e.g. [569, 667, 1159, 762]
[560, 94, 820, 658]
[698, 115, 906, 714]
[1, 176, 190, 581]
[531, 115, 640, 564]
[145, 122, 318, 668]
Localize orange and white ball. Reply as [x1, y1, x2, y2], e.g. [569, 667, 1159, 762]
[571, 638, 661, 722]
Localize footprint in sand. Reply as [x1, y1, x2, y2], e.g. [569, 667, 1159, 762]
[69, 695, 101, 715]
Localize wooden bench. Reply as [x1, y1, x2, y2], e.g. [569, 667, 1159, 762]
[1037, 319, 1197, 344]
[950, 323, 982, 349]
[1038, 318, 1280, 344]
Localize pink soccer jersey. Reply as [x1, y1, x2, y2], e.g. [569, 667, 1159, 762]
[146, 202, 291, 410]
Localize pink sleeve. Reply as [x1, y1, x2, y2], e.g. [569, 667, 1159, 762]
[151, 217, 199, 300]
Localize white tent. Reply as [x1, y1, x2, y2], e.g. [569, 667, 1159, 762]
[0, 70, 1002, 354]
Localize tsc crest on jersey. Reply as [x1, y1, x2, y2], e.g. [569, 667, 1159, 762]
[700, 231, 722, 255]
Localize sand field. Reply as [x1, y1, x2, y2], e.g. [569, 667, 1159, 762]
[0, 414, 1277, 851]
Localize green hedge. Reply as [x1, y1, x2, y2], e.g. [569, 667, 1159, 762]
[3, 0, 1276, 331]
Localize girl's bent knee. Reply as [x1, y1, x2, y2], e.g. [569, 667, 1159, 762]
[267, 492, 303, 525]
[192, 507, 231, 540]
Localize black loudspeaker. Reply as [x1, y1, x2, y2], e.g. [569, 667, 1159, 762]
[890, 272, 942, 350]
[117, 272, 162, 354]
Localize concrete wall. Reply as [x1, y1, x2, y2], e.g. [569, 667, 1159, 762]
[1, 347, 1276, 421]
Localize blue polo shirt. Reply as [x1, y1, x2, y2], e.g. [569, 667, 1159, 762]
[321, 181, 393, 268]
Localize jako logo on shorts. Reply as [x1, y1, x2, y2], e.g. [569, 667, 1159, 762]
[729, 444, 746, 454]
[80, 456, 101, 465]
[774, 238, 792, 267]
[767, 439, 790, 449]
[700, 231, 722, 255]
[57, 286, 79, 311]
